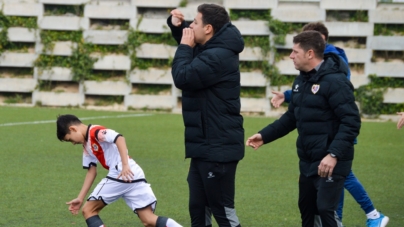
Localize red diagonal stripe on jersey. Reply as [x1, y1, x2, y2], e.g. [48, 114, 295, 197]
[89, 125, 109, 170]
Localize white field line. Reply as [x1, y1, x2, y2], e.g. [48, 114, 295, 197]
[0, 113, 153, 127]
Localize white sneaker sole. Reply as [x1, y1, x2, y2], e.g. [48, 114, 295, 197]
[381, 216, 389, 227]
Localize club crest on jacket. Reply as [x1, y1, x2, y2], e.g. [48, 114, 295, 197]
[312, 84, 320, 94]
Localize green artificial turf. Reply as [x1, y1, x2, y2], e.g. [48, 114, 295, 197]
[0, 106, 402, 226]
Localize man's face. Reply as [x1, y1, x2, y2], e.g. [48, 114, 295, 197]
[190, 12, 209, 44]
[290, 43, 310, 72]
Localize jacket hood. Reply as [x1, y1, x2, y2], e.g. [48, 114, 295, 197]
[308, 53, 349, 83]
[325, 44, 348, 63]
[201, 22, 244, 54]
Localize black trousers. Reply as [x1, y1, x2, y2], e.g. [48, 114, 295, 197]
[187, 159, 241, 227]
[298, 174, 345, 227]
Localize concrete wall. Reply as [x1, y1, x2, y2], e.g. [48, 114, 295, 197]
[0, 0, 403, 115]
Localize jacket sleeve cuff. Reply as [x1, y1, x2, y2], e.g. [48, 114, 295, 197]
[284, 90, 292, 103]
[167, 15, 186, 31]
[259, 126, 274, 144]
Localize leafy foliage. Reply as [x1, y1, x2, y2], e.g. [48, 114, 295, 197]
[44, 4, 84, 16]
[0, 11, 9, 55]
[0, 67, 33, 77]
[179, 0, 188, 7]
[6, 16, 37, 28]
[243, 35, 270, 56]
[355, 85, 385, 116]
[133, 59, 172, 70]
[126, 28, 143, 70]
[230, 9, 270, 21]
[90, 19, 129, 30]
[34, 55, 72, 68]
[326, 10, 368, 22]
[268, 19, 304, 45]
[240, 87, 266, 98]
[3, 42, 34, 53]
[374, 23, 404, 36]
[88, 70, 127, 81]
[355, 74, 404, 116]
[132, 84, 171, 95]
[86, 44, 128, 55]
[93, 95, 124, 106]
[137, 32, 177, 46]
[372, 50, 404, 62]
[70, 40, 98, 82]
[2, 93, 31, 104]
[40, 30, 82, 51]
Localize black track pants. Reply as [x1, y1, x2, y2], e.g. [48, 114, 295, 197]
[299, 174, 345, 227]
[187, 159, 241, 227]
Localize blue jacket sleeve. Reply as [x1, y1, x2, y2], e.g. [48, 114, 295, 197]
[284, 90, 292, 103]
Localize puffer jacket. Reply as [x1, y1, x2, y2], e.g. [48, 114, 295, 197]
[167, 16, 245, 162]
[260, 53, 361, 177]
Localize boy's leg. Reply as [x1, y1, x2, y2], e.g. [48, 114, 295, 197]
[156, 216, 182, 227]
[188, 159, 212, 227]
[82, 201, 106, 227]
[137, 206, 182, 227]
[86, 177, 140, 227]
[198, 160, 241, 227]
[85, 215, 105, 227]
[316, 174, 345, 227]
[121, 180, 182, 227]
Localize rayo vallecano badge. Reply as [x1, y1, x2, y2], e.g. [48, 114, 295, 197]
[92, 143, 99, 152]
[311, 84, 320, 94]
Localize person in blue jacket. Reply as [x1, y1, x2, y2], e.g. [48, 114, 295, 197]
[270, 22, 389, 227]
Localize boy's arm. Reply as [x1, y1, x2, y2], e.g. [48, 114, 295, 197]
[66, 165, 97, 215]
[115, 136, 134, 182]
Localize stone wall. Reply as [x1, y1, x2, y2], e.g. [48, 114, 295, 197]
[0, 0, 403, 116]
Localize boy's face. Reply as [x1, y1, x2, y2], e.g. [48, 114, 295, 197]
[63, 126, 84, 145]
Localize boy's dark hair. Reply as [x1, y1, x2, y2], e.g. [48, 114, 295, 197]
[302, 22, 329, 41]
[293, 31, 325, 59]
[197, 4, 229, 34]
[56, 114, 82, 141]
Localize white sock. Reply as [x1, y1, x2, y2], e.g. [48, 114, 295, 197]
[366, 209, 380, 219]
[166, 218, 182, 227]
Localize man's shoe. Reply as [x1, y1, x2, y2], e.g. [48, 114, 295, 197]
[366, 213, 389, 227]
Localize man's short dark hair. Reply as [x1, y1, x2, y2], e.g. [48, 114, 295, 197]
[197, 4, 229, 34]
[293, 31, 325, 59]
[56, 114, 82, 141]
[302, 22, 329, 41]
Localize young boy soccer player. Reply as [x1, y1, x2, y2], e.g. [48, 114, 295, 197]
[56, 114, 182, 227]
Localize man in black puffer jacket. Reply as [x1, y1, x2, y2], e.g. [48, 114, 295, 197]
[247, 31, 361, 227]
[167, 4, 244, 227]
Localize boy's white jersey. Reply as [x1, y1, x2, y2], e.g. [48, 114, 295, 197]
[82, 124, 145, 180]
